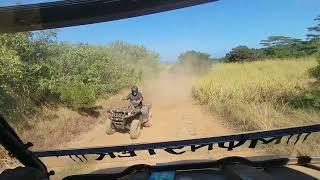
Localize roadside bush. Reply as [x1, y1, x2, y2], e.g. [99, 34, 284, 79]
[0, 32, 162, 163]
[304, 52, 320, 109]
[225, 46, 258, 62]
[170, 50, 213, 74]
[0, 32, 160, 121]
[310, 52, 320, 79]
[107, 41, 161, 78]
[0, 46, 27, 122]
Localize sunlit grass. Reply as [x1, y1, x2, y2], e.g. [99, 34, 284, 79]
[193, 57, 320, 155]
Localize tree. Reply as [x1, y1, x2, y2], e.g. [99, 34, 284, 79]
[107, 41, 160, 77]
[260, 36, 301, 47]
[307, 15, 320, 40]
[177, 50, 212, 73]
[259, 35, 319, 58]
[225, 46, 258, 62]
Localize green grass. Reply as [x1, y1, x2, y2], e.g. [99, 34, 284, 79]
[192, 58, 320, 155]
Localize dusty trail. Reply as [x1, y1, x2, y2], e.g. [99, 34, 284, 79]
[43, 72, 260, 178]
[68, 72, 231, 146]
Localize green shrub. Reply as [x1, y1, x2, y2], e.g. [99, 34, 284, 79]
[0, 32, 160, 121]
[310, 52, 320, 79]
[170, 50, 213, 74]
[58, 82, 96, 110]
[0, 46, 28, 122]
[304, 52, 320, 109]
[225, 46, 258, 62]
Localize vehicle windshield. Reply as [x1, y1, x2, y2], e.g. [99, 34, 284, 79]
[0, 0, 57, 7]
[0, 0, 320, 179]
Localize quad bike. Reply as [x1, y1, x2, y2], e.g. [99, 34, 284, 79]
[106, 102, 152, 139]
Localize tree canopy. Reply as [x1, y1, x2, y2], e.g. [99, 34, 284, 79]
[222, 15, 320, 62]
[307, 15, 320, 40]
[177, 50, 212, 73]
[260, 36, 301, 47]
[225, 46, 258, 62]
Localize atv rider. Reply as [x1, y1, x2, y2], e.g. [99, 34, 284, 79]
[124, 86, 143, 110]
[123, 86, 152, 127]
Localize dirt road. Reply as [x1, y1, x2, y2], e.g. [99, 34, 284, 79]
[43, 72, 261, 178]
[68, 72, 232, 145]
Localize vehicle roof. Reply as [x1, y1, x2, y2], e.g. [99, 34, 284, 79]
[0, 0, 217, 33]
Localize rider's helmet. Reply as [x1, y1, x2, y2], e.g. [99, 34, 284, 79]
[131, 86, 138, 96]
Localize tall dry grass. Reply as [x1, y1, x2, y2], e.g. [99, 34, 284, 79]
[0, 107, 97, 171]
[0, 91, 129, 171]
[17, 90, 129, 151]
[192, 57, 320, 155]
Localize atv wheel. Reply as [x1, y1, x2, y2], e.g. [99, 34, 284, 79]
[143, 120, 152, 127]
[129, 120, 141, 139]
[143, 111, 152, 127]
[106, 118, 115, 135]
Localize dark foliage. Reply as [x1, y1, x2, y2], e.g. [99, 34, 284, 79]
[225, 46, 258, 62]
[172, 50, 213, 74]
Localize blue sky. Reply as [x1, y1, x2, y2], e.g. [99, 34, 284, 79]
[1, 0, 320, 61]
